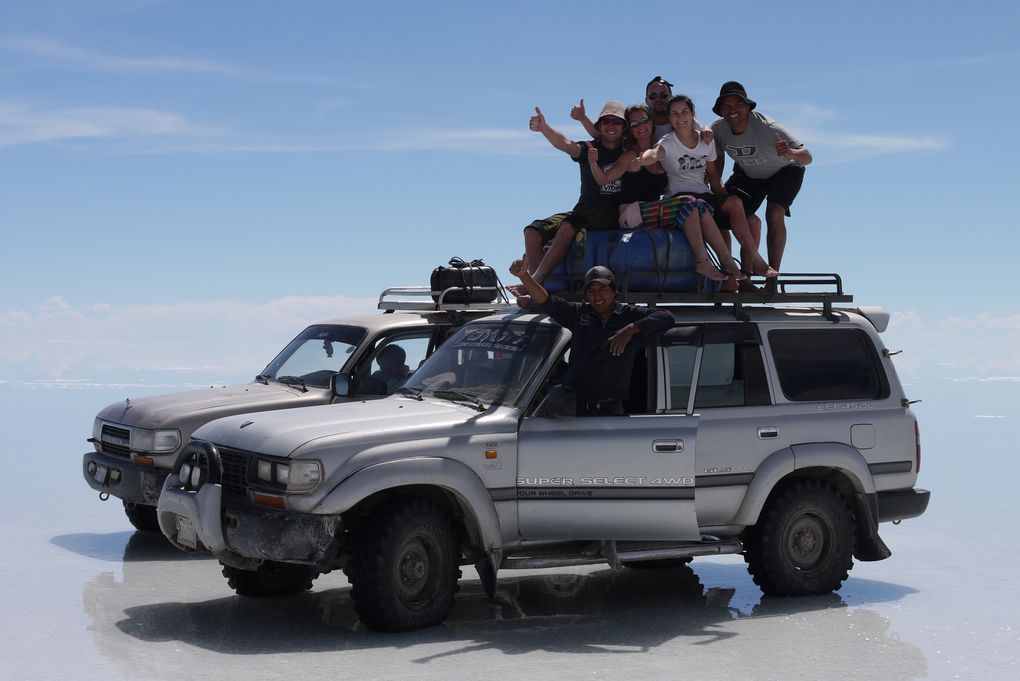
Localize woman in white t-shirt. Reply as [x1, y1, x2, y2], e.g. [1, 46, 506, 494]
[646, 95, 778, 281]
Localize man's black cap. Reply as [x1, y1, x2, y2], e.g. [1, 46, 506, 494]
[584, 266, 616, 290]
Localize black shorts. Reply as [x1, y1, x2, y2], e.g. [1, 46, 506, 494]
[725, 164, 805, 217]
[524, 202, 618, 244]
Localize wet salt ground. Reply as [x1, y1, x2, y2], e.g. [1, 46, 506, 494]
[1, 379, 1017, 681]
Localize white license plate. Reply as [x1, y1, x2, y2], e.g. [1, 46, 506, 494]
[93, 464, 109, 485]
[175, 515, 198, 549]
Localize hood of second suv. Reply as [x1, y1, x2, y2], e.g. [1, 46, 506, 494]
[95, 382, 320, 430]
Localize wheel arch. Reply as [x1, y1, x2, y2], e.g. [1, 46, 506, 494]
[315, 457, 502, 557]
[734, 442, 876, 527]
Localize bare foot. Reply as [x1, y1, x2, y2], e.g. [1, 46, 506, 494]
[695, 258, 727, 282]
[722, 257, 748, 281]
[751, 256, 779, 278]
[738, 279, 760, 293]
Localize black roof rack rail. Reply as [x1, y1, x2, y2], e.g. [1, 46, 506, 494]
[546, 271, 852, 320]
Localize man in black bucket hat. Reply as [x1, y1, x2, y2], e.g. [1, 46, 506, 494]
[710, 81, 812, 279]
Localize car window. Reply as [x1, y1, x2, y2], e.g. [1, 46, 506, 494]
[768, 328, 889, 401]
[694, 342, 771, 408]
[355, 333, 433, 396]
[261, 324, 366, 388]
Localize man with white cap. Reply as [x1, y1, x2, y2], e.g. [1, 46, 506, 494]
[522, 101, 630, 286]
[710, 81, 812, 277]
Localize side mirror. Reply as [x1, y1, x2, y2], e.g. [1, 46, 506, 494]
[536, 384, 576, 418]
[331, 373, 351, 398]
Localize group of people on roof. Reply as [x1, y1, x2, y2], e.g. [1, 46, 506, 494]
[519, 78, 811, 295]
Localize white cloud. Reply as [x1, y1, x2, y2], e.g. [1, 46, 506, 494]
[0, 294, 377, 381]
[0, 35, 354, 86]
[884, 312, 1020, 378]
[0, 101, 207, 146]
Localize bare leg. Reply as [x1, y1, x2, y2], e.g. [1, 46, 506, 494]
[722, 196, 777, 277]
[698, 211, 746, 280]
[764, 203, 788, 271]
[523, 227, 545, 276]
[531, 221, 576, 284]
[679, 212, 725, 281]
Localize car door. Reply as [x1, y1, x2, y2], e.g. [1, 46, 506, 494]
[516, 343, 700, 541]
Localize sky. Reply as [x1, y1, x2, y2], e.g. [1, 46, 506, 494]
[2, 0, 1019, 388]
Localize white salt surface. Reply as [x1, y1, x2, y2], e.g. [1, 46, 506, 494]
[0, 378, 1016, 680]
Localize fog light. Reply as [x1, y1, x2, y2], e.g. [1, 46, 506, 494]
[179, 462, 192, 486]
[190, 467, 202, 488]
[87, 462, 97, 476]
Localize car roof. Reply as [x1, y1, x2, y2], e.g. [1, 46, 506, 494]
[308, 310, 495, 334]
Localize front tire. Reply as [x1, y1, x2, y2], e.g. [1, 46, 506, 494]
[123, 501, 160, 532]
[743, 479, 854, 596]
[222, 560, 319, 597]
[347, 498, 460, 632]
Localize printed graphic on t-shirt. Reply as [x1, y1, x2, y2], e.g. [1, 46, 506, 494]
[600, 163, 621, 195]
[726, 144, 765, 167]
[677, 153, 711, 172]
[579, 313, 595, 326]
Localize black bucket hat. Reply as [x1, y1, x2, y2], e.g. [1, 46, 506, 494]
[712, 81, 757, 116]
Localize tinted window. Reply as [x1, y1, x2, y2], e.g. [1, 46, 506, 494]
[769, 329, 888, 401]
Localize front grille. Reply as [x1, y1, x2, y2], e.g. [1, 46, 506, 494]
[100, 424, 132, 459]
[217, 446, 251, 499]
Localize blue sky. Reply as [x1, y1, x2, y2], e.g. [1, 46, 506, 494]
[2, 0, 1019, 386]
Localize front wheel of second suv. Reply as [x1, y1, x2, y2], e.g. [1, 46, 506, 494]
[743, 479, 854, 596]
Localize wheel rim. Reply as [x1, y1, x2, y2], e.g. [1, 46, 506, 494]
[394, 534, 440, 609]
[785, 511, 831, 570]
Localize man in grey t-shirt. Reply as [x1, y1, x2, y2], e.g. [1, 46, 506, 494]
[710, 81, 812, 275]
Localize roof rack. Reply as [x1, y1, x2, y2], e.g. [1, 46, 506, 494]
[549, 271, 853, 320]
[378, 285, 516, 313]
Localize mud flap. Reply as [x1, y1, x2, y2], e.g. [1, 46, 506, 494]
[853, 492, 892, 562]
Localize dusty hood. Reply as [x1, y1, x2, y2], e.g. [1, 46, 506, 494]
[95, 382, 317, 430]
[193, 395, 512, 458]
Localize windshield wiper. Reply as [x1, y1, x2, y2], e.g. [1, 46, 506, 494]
[398, 386, 424, 401]
[432, 388, 485, 412]
[276, 375, 308, 392]
[254, 374, 269, 385]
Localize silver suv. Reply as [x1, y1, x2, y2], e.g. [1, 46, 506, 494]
[157, 289, 929, 632]
[84, 287, 507, 532]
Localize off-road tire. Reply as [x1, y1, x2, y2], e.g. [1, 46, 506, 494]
[221, 560, 319, 597]
[123, 501, 160, 532]
[743, 479, 854, 596]
[347, 498, 460, 632]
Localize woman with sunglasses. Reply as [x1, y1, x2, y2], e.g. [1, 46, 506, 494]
[587, 104, 740, 283]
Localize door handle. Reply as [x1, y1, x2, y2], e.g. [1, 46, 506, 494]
[653, 439, 684, 453]
[757, 427, 779, 440]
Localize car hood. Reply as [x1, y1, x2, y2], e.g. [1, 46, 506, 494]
[193, 395, 513, 458]
[95, 382, 316, 430]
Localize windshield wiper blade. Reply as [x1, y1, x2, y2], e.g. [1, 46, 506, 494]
[276, 375, 308, 392]
[432, 388, 485, 412]
[398, 386, 424, 401]
[254, 374, 269, 385]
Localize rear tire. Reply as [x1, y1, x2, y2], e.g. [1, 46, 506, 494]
[743, 479, 854, 596]
[347, 498, 460, 632]
[222, 560, 319, 597]
[123, 501, 160, 532]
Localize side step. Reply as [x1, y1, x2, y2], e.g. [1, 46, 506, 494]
[500, 539, 743, 570]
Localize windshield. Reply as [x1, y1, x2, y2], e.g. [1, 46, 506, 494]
[260, 324, 367, 388]
[404, 321, 559, 407]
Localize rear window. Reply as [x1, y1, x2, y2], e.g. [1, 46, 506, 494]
[768, 329, 888, 401]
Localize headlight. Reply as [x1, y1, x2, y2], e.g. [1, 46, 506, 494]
[92, 419, 103, 452]
[179, 462, 192, 486]
[130, 429, 181, 454]
[252, 458, 321, 493]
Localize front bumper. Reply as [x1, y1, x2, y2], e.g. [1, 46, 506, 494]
[877, 488, 931, 523]
[82, 451, 170, 506]
[157, 480, 341, 570]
